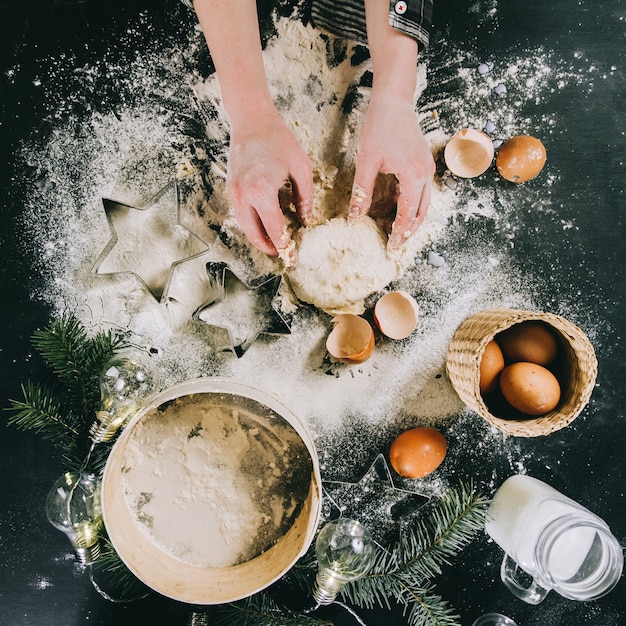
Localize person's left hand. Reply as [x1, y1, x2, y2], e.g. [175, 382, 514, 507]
[349, 94, 435, 250]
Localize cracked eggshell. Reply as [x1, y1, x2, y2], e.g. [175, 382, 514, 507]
[444, 128, 495, 178]
[374, 291, 420, 339]
[496, 135, 547, 183]
[326, 314, 375, 364]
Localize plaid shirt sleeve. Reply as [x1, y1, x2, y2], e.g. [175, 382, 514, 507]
[179, 1, 433, 50]
[311, 0, 433, 50]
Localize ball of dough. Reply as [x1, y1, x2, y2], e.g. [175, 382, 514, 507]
[287, 216, 400, 314]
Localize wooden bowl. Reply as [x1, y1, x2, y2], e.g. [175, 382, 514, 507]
[102, 378, 321, 604]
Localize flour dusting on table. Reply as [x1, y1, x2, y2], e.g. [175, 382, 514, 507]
[16, 6, 601, 505]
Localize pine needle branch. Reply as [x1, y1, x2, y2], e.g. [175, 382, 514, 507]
[342, 482, 490, 626]
[5, 315, 129, 468]
[63, 436, 115, 475]
[213, 593, 333, 626]
[90, 539, 151, 602]
[6, 381, 81, 444]
[32, 315, 125, 384]
[403, 586, 462, 626]
[31, 315, 127, 419]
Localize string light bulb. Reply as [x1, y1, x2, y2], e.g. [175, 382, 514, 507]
[313, 518, 377, 606]
[45, 471, 103, 565]
[89, 348, 158, 444]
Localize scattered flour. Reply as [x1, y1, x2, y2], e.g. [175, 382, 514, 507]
[15, 6, 601, 514]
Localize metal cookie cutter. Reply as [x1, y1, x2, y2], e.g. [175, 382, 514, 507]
[92, 181, 210, 302]
[194, 261, 292, 357]
[322, 453, 429, 547]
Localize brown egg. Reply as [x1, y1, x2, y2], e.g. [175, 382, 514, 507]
[497, 321, 559, 366]
[444, 128, 495, 178]
[374, 291, 420, 339]
[496, 135, 547, 183]
[389, 427, 447, 479]
[500, 362, 561, 416]
[480, 340, 505, 395]
[326, 314, 375, 364]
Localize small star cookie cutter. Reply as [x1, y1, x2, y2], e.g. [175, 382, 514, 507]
[322, 453, 429, 547]
[194, 261, 292, 357]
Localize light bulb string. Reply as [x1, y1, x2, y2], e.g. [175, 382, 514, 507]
[81, 440, 97, 473]
[333, 601, 368, 626]
[304, 600, 369, 626]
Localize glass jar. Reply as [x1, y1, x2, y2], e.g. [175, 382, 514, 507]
[485, 475, 623, 604]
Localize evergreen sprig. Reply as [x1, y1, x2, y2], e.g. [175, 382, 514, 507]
[341, 482, 490, 626]
[7, 380, 81, 445]
[31, 315, 126, 419]
[214, 594, 333, 626]
[5, 314, 127, 470]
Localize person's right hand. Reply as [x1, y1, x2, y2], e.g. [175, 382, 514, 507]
[226, 109, 314, 265]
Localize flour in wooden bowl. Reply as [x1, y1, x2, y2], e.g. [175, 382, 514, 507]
[121, 392, 313, 568]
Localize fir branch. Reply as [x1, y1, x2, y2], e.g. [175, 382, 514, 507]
[5, 315, 129, 465]
[6, 381, 81, 445]
[90, 539, 150, 602]
[403, 587, 462, 626]
[63, 436, 114, 475]
[32, 315, 125, 384]
[342, 482, 490, 626]
[31, 315, 126, 419]
[213, 594, 333, 626]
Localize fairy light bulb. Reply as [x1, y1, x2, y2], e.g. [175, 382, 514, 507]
[45, 471, 103, 565]
[90, 348, 158, 443]
[313, 518, 377, 606]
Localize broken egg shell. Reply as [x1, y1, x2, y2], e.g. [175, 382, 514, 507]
[496, 135, 547, 183]
[326, 314, 375, 363]
[444, 128, 495, 178]
[374, 291, 420, 340]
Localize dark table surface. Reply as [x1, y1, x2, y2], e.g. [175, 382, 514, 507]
[1, 1, 625, 625]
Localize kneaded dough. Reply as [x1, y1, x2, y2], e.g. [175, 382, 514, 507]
[286, 216, 400, 315]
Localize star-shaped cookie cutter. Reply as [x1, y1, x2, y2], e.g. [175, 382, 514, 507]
[92, 181, 211, 302]
[323, 453, 429, 547]
[194, 261, 292, 357]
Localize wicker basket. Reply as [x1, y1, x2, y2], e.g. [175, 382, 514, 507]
[446, 308, 597, 437]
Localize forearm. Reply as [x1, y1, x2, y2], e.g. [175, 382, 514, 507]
[192, 0, 275, 123]
[364, 0, 419, 104]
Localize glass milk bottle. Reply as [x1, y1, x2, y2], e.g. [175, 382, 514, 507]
[485, 475, 623, 605]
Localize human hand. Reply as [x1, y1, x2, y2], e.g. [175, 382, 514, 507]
[349, 95, 435, 250]
[227, 110, 314, 264]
